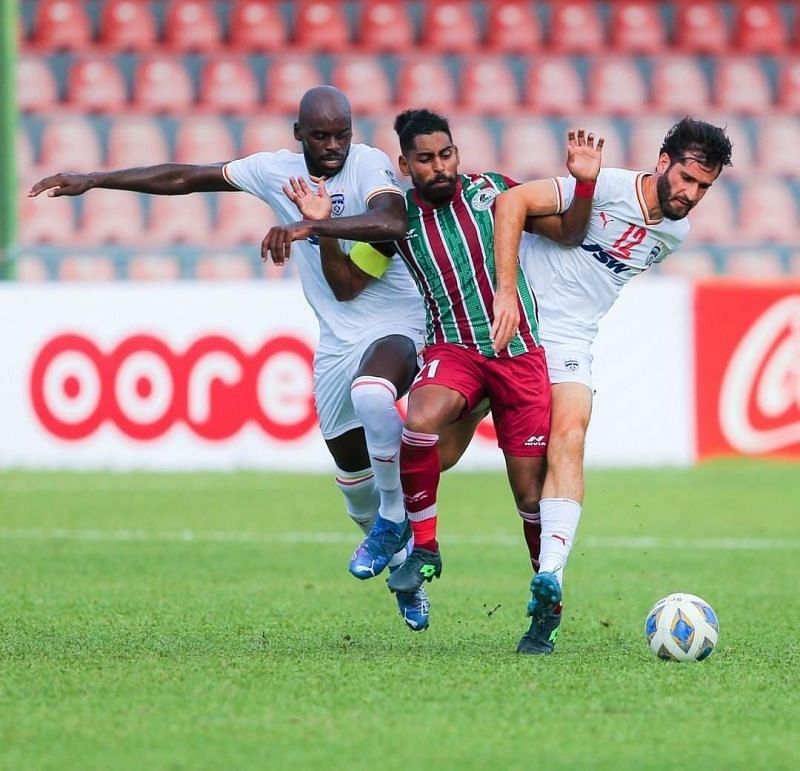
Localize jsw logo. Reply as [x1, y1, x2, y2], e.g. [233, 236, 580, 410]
[581, 244, 633, 275]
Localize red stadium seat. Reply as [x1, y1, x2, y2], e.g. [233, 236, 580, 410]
[58, 255, 117, 282]
[98, 0, 158, 51]
[608, 1, 667, 53]
[127, 254, 182, 281]
[229, 0, 288, 52]
[448, 117, 498, 174]
[163, 0, 222, 52]
[132, 55, 194, 113]
[330, 56, 392, 115]
[725, 250, 786, 279]
[524, 57, 583, 115]
[38, 116, 102, 172]
[655, 249, 717, 278]
[355, 1, 414, 52]
[195, 253, 256, 280]
[370, 116, 403, 171]
[420, 1, 480, 53]
[15, 255, 50, 282]
[713, 57, 773, 114]
[485, 0, 542, 53]
[547, 1, 605, 54]
[175, 117, 236, 164]
[67, 56, 127, 113]
[649, 57, 710, 114]
[732, 1, 787, 54]
[107, 117, 169, 169]
[17, 56, 58, 112]
[459, 56, 519, 115]
[18, 130, 34, 178]
[395, 57, 456, 111]
[564, 116, 626, 169]
[293, 1, 350, 52]
[587, 57, 647, 115]
[777, 58, 800, 112]
[673, 1, 729, 54]
[19, 191, 76, 245]
[148, 195, 213, 245]
[31, 0, 91, 51]
[265, 56, 324, 113]
[241, 116, 296, 155]
[683, 182, 736, 244]
[78, 190, 146, 244]
[628, 116, 677, 171]
[214, 194, 278, 247]
[755, 116, 800, 178]
[198, 56, 259, 114]
[500, 118, 564, 181]
[738, 179, 798, 243]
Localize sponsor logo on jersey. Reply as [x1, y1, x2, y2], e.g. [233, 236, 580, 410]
[565, 359, 579, 371]
[599, 212, 611, 228]
[523, 434, 547, 447]
[471, 188, 499, 211]
[331, 193, 345, 216]
[581, 244, 633, 275]
[647, 243, 664, 265]
[383, 169, 398, 186]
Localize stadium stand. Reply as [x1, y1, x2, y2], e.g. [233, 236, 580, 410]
[198, 55, 260, 114]
[672, 1, 729, 54]
[98, 0, 158, 52]
[330, 55, 393, 114]
[396, 56, 457, 110]
[732, 0, 788, 54]
[78, 190, 146, 245]
[67, 55, 128, 113]
[420, 0, 481, 53]
[587, 56, 648, 114]
[132, 54, 195, 112]
[38, 115, 103, 172]
[608, 1, 668, 54]
[649, 56, 710, 114]
[293, 0, 351, 51]
[174, 117, 236, 164]
[17, 56, 58, 112]
[107, 116, 170, 168]
[126, 253, 183, 281]
[355, 0, 415, 52]
[29, 0, 91, 51]
[58, 254, 117, 281]
[458, 56, 519, 114]
[524, 56, 584, 114]
[547, 0, 605, 53]
[228, 0, 288, 52]
[163, 0, 223, 52]
[485, 0, 542, 53]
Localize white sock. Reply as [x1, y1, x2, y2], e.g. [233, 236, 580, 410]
[335, 467, 379, 534]
[538, 497, 582, 586]
[350, 376, 405, 523]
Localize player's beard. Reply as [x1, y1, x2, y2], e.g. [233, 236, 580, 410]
[656, 173, 694, 221]
[418, 173, 458, 205]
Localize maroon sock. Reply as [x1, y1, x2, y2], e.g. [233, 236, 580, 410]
[400, 428, 440, 552]
[522, 518, 541, 573]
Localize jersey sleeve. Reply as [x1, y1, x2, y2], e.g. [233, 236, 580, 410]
[354, 147, 404, 206]
[222, 152, 279, 206]
[551, 169, 612, 213]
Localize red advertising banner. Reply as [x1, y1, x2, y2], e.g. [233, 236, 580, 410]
[695, 282, 800, 459]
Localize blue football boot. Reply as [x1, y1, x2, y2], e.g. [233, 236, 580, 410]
[348, 516, 411, 580]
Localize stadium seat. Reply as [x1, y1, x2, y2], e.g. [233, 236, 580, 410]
[163, 0, 222, 52]
[724, 249, 786, 279]
[628, 116, 678, 171]
[459, 56, 519, 115]
[713, 57, 773, 114]
[330, 56, 392, 115]
[229, 0, 288, 52]
[241, 116, 296, 155]
[732, 1, 787, 54]
[673, 1, 729, 54]
[649, 57, 710, 114]
[17, 56, 58, 112]
[174, 117, 236, 164]
[500, 118, 564, 181]
[107, 117, 169, 169]
[264, 56, 324, 113]
[787, 251, 800, 277]
[195, 253, 256, 280]
[587, 57, 647, 115]
[737, 179, 798, 243]
[524, 57, 583, 114]
[447, 117, 498, 175]
[148, 195, 213, 245]
[30, 0, 92, 51]
[78, 190, 146, 244]
[355, 1, 415, 52]
[132, 55, 195, 113]
[126, 254, 182, 281]
[608, 1, 667, 53]
[214, 194, 278, 247]
[547, 1, 605, 54]
[777, 58, 800, 112]
[58, 255, 118, 282]
[420, 1, 480, 53]
[683, 182, 736, 244]
[563, 116, 626, 169]
[15, 255, 50, 282]
[38, 116, 102, 172]
[98, 0, 158, 51]
[755, 116, 800, 178]
[19, 191, 76, 245]
[67, 56, 127, 113]
[18, 130, 34, 178]
[654, 248, 717, 278]
[369, 116, 404, 171]
[292, 1, 350, 51]
[485, 0, 542, 53]
[198, 56, 259, 114]
[395, 57, 457, 111]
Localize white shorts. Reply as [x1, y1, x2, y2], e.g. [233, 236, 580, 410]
[314, 325, 425, 440]
[543, 343, 594, 390]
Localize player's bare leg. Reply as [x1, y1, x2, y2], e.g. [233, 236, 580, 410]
[437, 405, 486, 471]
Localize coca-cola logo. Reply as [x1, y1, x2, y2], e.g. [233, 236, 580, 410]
[30, 333, 316, 442]
[718, 296, 800, 453]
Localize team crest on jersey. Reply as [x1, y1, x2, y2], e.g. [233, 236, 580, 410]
[471, 188, 499, 211]
[647, 243, 664, 265]
[331, 193, 345, 216]
[565, 359, 579, 372]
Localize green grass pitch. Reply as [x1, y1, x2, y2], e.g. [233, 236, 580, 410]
[1, 461, 798, 770]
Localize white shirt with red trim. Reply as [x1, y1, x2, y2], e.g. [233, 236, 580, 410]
[520, 167, 690, 349]
[224, 144, 423, 354]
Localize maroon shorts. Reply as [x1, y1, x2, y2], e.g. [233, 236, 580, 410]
[411, 343, 551, 457]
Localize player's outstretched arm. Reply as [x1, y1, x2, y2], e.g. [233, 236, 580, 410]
[28, 164, 236, 198]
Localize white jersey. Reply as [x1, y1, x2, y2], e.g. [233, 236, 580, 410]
[223, 144, 424, 354]
[521, 167, 690, 349]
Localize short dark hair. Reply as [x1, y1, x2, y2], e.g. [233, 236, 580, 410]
[660, 117, 733, 171]
[394, 109, 452, 154]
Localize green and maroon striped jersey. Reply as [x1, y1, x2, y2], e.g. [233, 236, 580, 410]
[396, 172, 540, 358]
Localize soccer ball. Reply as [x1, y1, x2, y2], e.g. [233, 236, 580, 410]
[644, 593, 719, 662]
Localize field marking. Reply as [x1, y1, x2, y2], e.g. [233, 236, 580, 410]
[0, 528, 798, 551]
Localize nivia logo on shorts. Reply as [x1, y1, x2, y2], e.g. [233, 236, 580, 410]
[581, 244, 633, 275]
[524, 435, 547, 447]
[565, 360, 579, 371]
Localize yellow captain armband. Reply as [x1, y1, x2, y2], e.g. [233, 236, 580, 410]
[349, 242, 392, 279]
